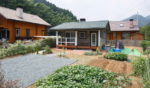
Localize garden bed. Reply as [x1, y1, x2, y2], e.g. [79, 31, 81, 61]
[36, 65, 131, 88]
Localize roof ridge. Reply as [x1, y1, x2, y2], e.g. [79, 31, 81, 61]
[0, 6, 50, 26]
[63, 20, 108, 24]
[0, 6, 38, 17]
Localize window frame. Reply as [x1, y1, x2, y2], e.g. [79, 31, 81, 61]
[16, 28, 20, 37]
[26, 29, 30, 37]
[79, 32, 86, 38]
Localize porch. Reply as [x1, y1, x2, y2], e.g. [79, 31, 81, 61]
[56, 30, 106, 49]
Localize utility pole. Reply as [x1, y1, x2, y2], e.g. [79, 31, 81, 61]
[137, 11, 139, 27]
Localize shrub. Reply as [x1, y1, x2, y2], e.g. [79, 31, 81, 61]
[43, 45, 52, 54]
[0, 38, 54, 59]
[40, 38, 56, 48]
[132, 57, 147, 76]
[104, 52, 128, 61]
[132, 57, 150, 88]
[36, 65, 130, 88]
[141, 40, 150, 52]
[84, 52, 102, 56]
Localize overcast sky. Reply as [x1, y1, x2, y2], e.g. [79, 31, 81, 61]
[47, 0, 150, 21]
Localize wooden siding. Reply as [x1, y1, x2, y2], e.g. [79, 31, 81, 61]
[0, 15, 48, 43]
[77, 30, 98, 46]
[107, 31, 144, 40]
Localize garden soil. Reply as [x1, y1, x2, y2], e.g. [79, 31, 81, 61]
[87, 58, 142, 88]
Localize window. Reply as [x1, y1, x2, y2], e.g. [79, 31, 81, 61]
[26, 29, 30, 37]
[79, 32, 85, 38]
[122, 32, 130, 40]
[65, 32, 75, 38]
[16, 28, 20, 37]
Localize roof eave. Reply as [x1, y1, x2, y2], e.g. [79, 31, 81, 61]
[7, 18, 51, 26]
[50, 27, 106, 31]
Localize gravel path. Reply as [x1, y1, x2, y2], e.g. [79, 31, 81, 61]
[0, 54, 76, 87]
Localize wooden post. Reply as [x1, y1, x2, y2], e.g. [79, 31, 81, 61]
[56, 31, 58, 46]
[98, 30, 101, 47]
[75, 31, 78, 46]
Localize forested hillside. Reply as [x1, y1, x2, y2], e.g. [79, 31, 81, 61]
[0, 0, 77, 26]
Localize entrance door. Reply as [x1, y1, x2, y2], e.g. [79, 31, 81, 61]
[91, 33, 97, 46]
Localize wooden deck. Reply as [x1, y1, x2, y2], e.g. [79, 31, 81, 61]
[57, 45, 98, 49]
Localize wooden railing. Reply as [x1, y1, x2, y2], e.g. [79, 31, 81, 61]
[58, 37, 75, 46]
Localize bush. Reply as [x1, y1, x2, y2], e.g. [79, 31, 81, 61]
[132, 57, 150, 88]
[132, 57, 147, 76]
[36, 65, 130, 88]
[0, 38, 55, 59]
[43, 45, 52, 54]
[141, 40, 150, 52]
[40, 38, 56, 48]
[84, 52, 102, 56]
[104, 52, 128, 61]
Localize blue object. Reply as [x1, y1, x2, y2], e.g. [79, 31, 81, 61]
[113, 48, 122, 52]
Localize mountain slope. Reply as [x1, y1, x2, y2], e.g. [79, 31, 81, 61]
[124, 14, 150, 27]
[0, 0, 77, 26]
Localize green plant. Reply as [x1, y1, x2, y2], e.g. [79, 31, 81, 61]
[84, 52, 102, 56]
[132, 57, 147, 76]
[43, 45, 52, 54]
[40, 38, 56, 48]
[36, 65, 130, 88]
[141, 40, 150, 52]
[104, 52, 128, 61]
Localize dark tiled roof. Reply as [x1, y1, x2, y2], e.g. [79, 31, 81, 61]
[50, 21, 108, 30]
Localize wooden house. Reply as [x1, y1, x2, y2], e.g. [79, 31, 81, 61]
[50, 20, 109, 49]
[0, 6, 50, 43]
[108, 20, 144, 40]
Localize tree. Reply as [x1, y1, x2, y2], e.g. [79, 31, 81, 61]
[141, 24, 150, 41]
[0, 0, 77, 26]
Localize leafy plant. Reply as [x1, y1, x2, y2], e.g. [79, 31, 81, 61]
[84, 52, 102, 56]
[141, 40, 150, 52]
[36, 65, 130, 88]
[104, 52, 128, 61]
[40, 38, 56, 48]
[0, 38, 54, 59]
[43, 45, 52, 54]
[132, 57, 147, 76]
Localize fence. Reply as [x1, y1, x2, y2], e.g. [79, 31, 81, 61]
[106, 40, 142, 47]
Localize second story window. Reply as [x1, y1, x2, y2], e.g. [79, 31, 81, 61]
[16, 28, 20, 37]
[26, 29, 30, 37]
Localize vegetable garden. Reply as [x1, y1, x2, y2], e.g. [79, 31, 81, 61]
[36, 65, 131, 88]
